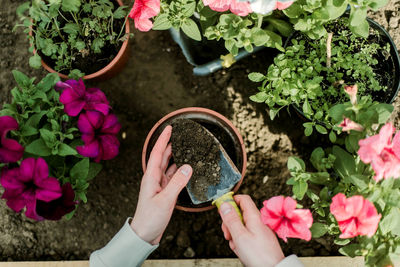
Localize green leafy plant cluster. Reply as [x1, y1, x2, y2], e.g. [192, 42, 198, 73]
[249, 18, 389, 135]
[284, 0, 389, 38]
[286, 98, 399, 267]
[16, 0, 129, 78]
[152, 1, 293, 56]
[0, 71, 102, 214]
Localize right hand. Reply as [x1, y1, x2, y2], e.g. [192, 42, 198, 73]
[219, 194, 285, 267]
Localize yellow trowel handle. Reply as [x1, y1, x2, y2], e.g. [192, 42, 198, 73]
[212, 192, 243, 222]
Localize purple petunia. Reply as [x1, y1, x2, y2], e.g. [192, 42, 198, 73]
[36, 183, 77, 221]
[56, 79, 110, 117]
[0, 158, 62, 220]
[0, 116, 24, 163]
[76, 111, 121, 162]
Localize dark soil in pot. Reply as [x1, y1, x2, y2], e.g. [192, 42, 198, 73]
[171, 119, 222, 203]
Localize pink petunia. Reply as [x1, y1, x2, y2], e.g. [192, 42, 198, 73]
[0, 116, 24, 163]
[203, 0, 252, 16]
[358, 123, 400, 181]
[276, 1, 293, 10]
[344, 84, 358, 106]
[76, 111, 121, 162]
[56, 79, 109, 117]
[260, 196, 313, 242]
[250, 0, 292, 15]
[0, 158, 62, 220]
[330, 193, 381, 239]
[339, 117, 364, 132]
[129, 0, 160, 32]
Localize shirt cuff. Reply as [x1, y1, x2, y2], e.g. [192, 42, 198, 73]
[276, 255, 304, 267]
[90, 218, 158, 267]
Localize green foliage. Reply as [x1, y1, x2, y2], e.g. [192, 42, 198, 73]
[16, 0, 129, 77]
[284, 0, 389, 39]
[250, 18, 388, 132]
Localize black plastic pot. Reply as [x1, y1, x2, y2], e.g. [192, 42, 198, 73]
[283, 17, 400, 121]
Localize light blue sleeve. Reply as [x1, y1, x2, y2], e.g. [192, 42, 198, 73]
[276, 255, 304, 267]
[90, 218, 159, 267]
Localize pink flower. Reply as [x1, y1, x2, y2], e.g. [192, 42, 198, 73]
[0, 116, 24, 163]
[36, 183, 77, 221]
[276, 1, 293, 10]
[0, 158, 62, 220]
[260, 196, 313, 242]
[129, 0, 160, 32]
[344, 84, 358, 105]
[339, 117, 364, 132]
[250, 0, 292, 15]
[358, 123, 400, 181]
[56, 79, 109, 117]
[203, 0, 252, 16]
[330, 193, 381, 239]
[76, 111, 121, 162]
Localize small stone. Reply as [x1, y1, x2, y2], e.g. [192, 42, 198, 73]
[263, 175, 269, 183]
[183, 247, 195, 258]
[165, 235, 174, 242]
[176, 230, 190, 247]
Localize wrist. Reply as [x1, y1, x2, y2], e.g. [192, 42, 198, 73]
[130, 219, 154, 245]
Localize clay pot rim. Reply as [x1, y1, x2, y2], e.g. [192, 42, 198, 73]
[141, 107, 247, 212]
[29, 0, 130, 81]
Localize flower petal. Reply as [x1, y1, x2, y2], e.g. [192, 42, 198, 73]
[99, 134, 120, 160]
[101, 114, 121, 135]
[77, 140, 100, 158]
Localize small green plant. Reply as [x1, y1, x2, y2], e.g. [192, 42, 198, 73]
[16, 0, 130, 78]
[249, 18, 390, 136]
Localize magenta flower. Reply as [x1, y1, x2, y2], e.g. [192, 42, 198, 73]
[36, 183, 77, 220]
[56, 79, 109, 117]
[358, 123, 400, 181]
[0, 116, 24, 163]
[339, 117, 364, 132]
[129, 0, 160, 31]
[76, 111, 121, 162]
[0, 158, 62, 220]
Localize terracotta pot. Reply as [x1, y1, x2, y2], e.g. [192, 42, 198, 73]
[29, 0, 130, 81]
[142, 107, 247, 212]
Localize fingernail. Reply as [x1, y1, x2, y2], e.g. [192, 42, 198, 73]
[180, 165, 192, 177]
[220, 202, 232, 216]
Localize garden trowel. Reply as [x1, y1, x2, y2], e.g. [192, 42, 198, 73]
[186, 127, 243, 221]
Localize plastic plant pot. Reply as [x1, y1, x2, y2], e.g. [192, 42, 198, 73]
[284, 16, 400, 121]
[142, 107, 247, 212]
[170, 28, 266, 76]
[29, 0, 130, 81]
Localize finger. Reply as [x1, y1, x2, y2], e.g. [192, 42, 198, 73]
[166, 164, 177, 179]
[147, 126, 172, 172]
[219, 202, 247, 240]
[221, 223, 232, 241]
[234, 195, 263, 229]
[229, 240, 236, 252]
[158, 165, 192, 203]
[161, 144, 172, 172]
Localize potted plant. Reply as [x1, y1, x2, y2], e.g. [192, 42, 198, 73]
[258, 92, 400, 266]
[249, 16, 400, 139]
[142, 107, 247, 212]
[128, 0, 295, 74]
[16, 0, 131, 80]
[0, 71, 121, 220]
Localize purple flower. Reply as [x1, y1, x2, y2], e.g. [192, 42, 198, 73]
[0, 158, 62, 220]
[0, 116, 24, 163]
[56, 79, 109, 117]
[76, 111, 121, 162]
[36, 183, 77, 220]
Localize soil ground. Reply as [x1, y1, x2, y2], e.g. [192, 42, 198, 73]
[0, 0, 400, 261]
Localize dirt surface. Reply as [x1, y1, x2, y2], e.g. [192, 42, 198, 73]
[171, 119, 221, 203]
[0, 0, 399, 261]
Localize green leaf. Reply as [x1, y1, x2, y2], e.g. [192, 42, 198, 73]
[36, 73, 60, 92]
[303, 122, 313, 136]
[20, 125, 38, 136]
[87, 163, 102, 180]
[349, 19, 369, 38]
[63, 23, 80, 35]
[293, 180, 308, 200]
[29, 54, 42, 69]
[77, 191, 87, 203]
[332, 146, 356, 179]
[329, 104, 346, 123]
[181, 18, 201, 41]
[302, 99, 312, 115]
[61, 0, 81, 12]
[334, 238, 350, 246]
[375, 104, 394, 124]
[64, 208, 77, 220]
[182, 1, 196, 17]
[25, 139, 52, 156]
[339, 244, 361, 257]
[58, 143, 77, 156]
[251, 28, 270, 47]
[310, 147, 324, 169]
[310, 223, 328, 238]
[287, 157, 305, 171]
[152, 14, 172, 30]
[248, 72, 265, 82]
[350, 7, 367, 27]
[266, 18, 293, 37]
[70, 158, 90, 180]
[315, 124, 327, 134]
[250, 92, 268, 103]
[92, 38, 105, 53]
[348, 174, 369, 190]
[12, 70, 30, 87]
[40, 129, 57, 148]
[16, 2, 30, 17]
[113, 6, 126, 19]
[329, 131, 337, 143]
[380, 207, 400, 235]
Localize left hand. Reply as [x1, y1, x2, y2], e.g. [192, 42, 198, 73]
[130, 125, 192, 245]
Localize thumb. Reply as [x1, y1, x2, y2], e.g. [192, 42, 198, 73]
[219, 202, 246, 240]
[159, 164, 192, 203]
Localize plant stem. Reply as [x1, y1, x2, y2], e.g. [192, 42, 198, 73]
[53, 18, 66, 42]
[58, 10, 71, 23]
[116, 14, 129, 42]
[257, 14, 263, 28]
[326, 32, 333, 68]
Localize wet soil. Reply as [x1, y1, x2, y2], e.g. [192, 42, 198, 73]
[0, 0, 400, 261]
[171, 119, 221, 203]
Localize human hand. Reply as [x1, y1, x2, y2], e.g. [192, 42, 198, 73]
[219, 195, 285, 267]
[131, 126, 192, 245]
